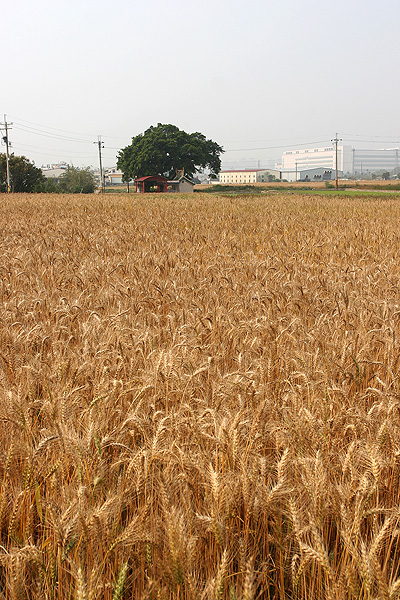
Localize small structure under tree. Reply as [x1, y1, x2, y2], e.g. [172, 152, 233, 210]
[167, 175, 194, 193]
[135, 175, 167, 193]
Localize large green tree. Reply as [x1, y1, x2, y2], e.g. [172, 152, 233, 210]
[59, 166, 96, 193]
[117, 123, 223, 180]
[0, 153, 45, 192]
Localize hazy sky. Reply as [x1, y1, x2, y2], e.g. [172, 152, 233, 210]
[2, 0, 400, 169]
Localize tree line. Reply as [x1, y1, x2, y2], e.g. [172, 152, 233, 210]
[0, 123, 223, 193]
[0, 155, 97, 193]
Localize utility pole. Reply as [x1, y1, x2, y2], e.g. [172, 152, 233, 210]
[95, 136, 104, 193]
[1, 115, 13, 193]
[295, 161, 298, 182]
[331, 133, 342, 189]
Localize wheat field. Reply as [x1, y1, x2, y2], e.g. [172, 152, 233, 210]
[1, 192, 400, 599]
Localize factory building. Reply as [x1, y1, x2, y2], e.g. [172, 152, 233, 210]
[278, 146, 353, 175]
[219, 169, 281, 184]
[276, 145, 399, 177]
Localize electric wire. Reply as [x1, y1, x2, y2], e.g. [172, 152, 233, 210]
[13, 141, 104, 156]
[224, 139, 331, 152]
[343, 133, 400, 139]
[13, 124, 93, 144]
[345, 139, 400, 145]
[223, 133, 332, 143]
[6, 114, 400, 169]
[8, 114, 97, 138]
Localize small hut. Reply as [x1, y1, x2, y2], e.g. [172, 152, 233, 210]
[167, 175, 194, 193]
[135, 175, 167, 193]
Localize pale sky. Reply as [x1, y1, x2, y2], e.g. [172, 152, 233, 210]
[2, 0, 400, 170]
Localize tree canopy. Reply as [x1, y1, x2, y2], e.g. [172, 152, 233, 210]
[0, 153, 45, 192]
[117, 123, 224, 181]
[59, 166, 96, 193]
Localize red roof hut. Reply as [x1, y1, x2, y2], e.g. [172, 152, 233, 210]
[135, 175, 167, 193]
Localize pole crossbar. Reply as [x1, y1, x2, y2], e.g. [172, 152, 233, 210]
[1, 115, 13, 193]
[94, 136, 104, 193]
[331, 133, 342, 189]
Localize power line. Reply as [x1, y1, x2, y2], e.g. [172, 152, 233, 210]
[223, 133, 332, 144]
[224, 139, 331, 152]
[343, 133, 400, 139]
[8, 114, 97, 138]
[8, 116, 332, 154]
[13, 123, 93, 144]
[6, 113, 400, 175]
[9, 114, 133, 145]
[345, 139, 400, 145]
[13, 142, 105, 157]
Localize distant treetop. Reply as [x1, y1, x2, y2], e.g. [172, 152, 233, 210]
[117, 123, 224, 181]
[0, 153, 45, 192]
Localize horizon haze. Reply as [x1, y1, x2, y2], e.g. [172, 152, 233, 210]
[2, 0, 400, 171]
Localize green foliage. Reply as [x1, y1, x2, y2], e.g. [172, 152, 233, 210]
[59, 166, 96, 193]
[43, 178, 62, 193]
[206, 184, 261, 194]
[117, 123, 224, 181]
[0, 153, 45, 192]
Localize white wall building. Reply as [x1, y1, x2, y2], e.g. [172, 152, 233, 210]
[352, 148, 400, 174]
[277, 146, 353, 175]
[219, 169, 281, 183]
[105, 167, 124, 185]
[41, 162, 69, 180]
[280, 167, 338, 183]
[277, 145, 400, 177]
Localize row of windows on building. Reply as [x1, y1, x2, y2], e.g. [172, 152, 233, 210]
[220, 176, 257, 183]
[285, 148, 334, 155]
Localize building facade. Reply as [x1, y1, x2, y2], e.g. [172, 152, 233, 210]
[105, 168, 124, 185]
[277, 145, 400, 177]
[352, 148, 400, 175]
[41, 162, 69, 182]
[219, 169, 281, 184]
[167, 176, 194, 193]
[135, 175, 167, 193]
[278, 146, 353, 175]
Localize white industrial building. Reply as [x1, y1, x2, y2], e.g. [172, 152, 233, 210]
[352, 148, 400, 175]
[276, 145, 400, 180]
[219, 168, 281, 184]
[41, 162, 69, 181]
[280, 167, 338, 182]
[278, 146, 353, 176]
